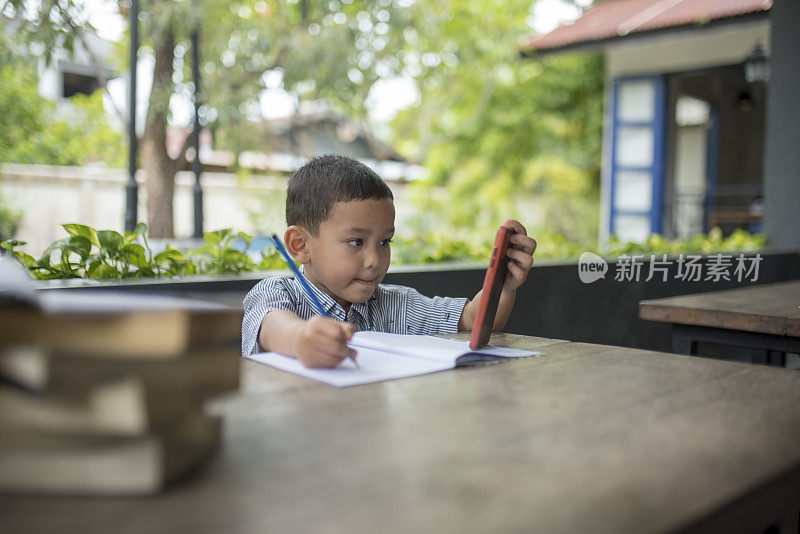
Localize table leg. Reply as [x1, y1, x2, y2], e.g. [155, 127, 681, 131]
[672, 326, 697, 355]
[670, 324, 800, 367]
[768, 350, 788, 367]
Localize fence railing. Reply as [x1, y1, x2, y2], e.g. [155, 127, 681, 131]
[667, 184, 762, 238]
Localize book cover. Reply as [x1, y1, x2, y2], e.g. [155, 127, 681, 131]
[0, 411, 221, 495]
[0, 290, 242, 358]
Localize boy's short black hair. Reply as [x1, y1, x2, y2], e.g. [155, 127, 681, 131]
[286, 154, 394, 235]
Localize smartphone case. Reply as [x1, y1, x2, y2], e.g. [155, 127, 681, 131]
[469, 225, 511, 350]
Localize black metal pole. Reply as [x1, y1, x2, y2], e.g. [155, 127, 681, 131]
[125, 0, 139, 232]
[191, 26, 204, 238]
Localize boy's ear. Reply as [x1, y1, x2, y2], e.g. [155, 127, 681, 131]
[284, 226, 312, 264]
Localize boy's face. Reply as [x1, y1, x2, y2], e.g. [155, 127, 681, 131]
[303, 198, 395, 310]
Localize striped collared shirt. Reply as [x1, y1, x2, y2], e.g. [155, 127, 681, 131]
[241, 270, 468, 356]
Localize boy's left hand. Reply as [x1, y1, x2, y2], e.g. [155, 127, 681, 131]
[501, 219, 536, 291]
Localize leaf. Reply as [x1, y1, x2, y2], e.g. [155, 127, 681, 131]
[123, 233, 139, 246]
[87, 262, 117, 279]
[1, 239, 27, 249]
[127, 244, 149, 267]
[235, 231, 253, 246]
[66, 235, 92, 259]
[203, 229, 230, 246]
[86, 260, 103, 278]
[32, 240, 65, 270]
[222, 248, 244, 263]
[63, 223, 100, 247]
[57, 246, 79, 277]
[155, 248, 188, 264]
[11, 250, 36, 268]
[97, 230, 124, 252]
[133, 267, 156, 277]
[133, 222, 148, 235]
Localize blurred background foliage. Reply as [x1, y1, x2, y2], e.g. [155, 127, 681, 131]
[388, 0, 604, 251]
[0, 60, 126, 167]
[0, 0, 767, 266]
[0, 18, 126, 168]
[395, 52, 603, 249]
[392, 227, 764, 265]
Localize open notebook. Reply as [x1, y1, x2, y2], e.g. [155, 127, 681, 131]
[245, 331, 542, 387]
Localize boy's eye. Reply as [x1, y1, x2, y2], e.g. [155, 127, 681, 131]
[380, 239, 393, 247]
[347, 239, 363, 247]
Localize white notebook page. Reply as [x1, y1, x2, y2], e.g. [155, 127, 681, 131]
[246, 332, 539, 387]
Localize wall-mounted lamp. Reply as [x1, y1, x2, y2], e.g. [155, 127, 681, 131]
[744, 42, 769, 84]
[737, 91, 753, 112]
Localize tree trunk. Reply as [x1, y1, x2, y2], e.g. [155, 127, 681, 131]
[141, 28, 178, 238]
[141, 133, 175, 238]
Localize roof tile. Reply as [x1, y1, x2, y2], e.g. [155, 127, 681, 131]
[524, 0, 771, 53]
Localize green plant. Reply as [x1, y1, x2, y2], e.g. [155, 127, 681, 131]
[604, 228, 766, 257]
[1, 223, 284, 280]
[392, 227, 766, 265]
[393, 234, 492, 265]
[186, 228, 285, 274]
[1, 223, 767, 281]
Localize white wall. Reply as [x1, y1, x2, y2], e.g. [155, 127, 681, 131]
[0, 164, 424, 257]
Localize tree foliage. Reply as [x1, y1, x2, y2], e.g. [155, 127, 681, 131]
[182, 0, 437, 151]
[389, 0, 604, 253]
[3, 0, 456, 236]
[0, 57, 125, 167]
[2, 0, 604, 250]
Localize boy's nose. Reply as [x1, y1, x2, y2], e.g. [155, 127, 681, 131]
[364, 249, 379, 269]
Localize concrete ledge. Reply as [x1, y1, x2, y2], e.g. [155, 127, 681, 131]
[37, 250, 800, 353]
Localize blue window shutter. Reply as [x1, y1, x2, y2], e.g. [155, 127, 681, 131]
[608, 75, 666, 241]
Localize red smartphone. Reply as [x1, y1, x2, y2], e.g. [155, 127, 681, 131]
[469, 225, 512, 350]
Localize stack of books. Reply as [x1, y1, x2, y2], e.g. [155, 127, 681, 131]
[0, 274, 242, 495]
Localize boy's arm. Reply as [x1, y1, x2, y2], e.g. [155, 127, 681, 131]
[458, 220, 536, 332]
[259, 310, 356, 368]
[458, 288, 517, 332]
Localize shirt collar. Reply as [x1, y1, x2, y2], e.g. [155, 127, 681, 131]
[296, 265, 378, 318]
[349, 299, 370, 322]
[296, 265, 341, 315]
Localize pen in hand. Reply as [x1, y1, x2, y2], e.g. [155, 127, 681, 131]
[270, 233, 360, 369]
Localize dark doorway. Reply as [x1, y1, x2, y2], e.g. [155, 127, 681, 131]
[664, 64, 766, 238]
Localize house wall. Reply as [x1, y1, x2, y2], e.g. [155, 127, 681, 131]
[599, 21, 771, 244]
[604, 22, 771, 77]
[36, 33, 116, 103]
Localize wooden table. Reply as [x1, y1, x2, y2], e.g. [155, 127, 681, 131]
[3, 333, 800, 534]
[640, 280, 800, 365]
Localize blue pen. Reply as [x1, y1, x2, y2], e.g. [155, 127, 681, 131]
[270, 233, 359, 368]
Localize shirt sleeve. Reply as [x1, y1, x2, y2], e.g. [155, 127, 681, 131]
[401, 287, 468, 336]
[241, 277, 297, 356]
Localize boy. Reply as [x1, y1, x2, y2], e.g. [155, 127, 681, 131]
[242, 155, 536, 368]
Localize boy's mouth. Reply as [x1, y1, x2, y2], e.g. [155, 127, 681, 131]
[354, 277, 378, 286]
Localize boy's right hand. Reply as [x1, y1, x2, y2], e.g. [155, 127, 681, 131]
[293, 316, 357, 368]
